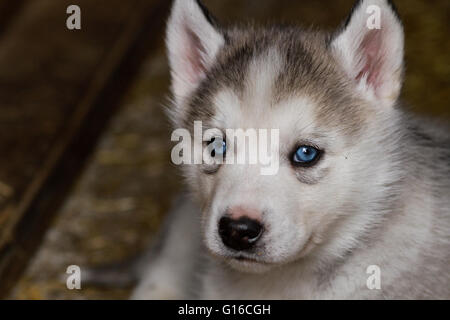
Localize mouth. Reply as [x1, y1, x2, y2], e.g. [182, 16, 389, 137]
[224, 253, 275, 273]
[234, 255, 259, 263]
[226, 250, 266, 262]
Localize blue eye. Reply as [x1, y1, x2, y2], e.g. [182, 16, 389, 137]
[293, 146, 320, 165]
[209, 138, 226, 157]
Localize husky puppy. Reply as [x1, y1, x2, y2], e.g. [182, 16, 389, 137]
[132, 0, 450, 299]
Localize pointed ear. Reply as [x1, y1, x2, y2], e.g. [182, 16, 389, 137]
[331, 0, 404, 108]
[166, 0, 225, 103]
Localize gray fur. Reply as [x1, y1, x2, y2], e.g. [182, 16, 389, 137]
[134, 0, 450, 299]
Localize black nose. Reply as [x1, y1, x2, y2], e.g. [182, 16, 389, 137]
[218, 216, 263, 251]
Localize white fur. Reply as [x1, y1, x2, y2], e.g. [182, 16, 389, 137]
[166, 0, 224, 104]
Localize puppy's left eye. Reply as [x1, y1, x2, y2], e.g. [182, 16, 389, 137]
[208, 137, 226, 158]
[292, 146, 321, 166]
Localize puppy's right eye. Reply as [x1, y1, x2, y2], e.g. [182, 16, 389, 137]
[208, 137, 226, 158]
[292, 145, 321, 167]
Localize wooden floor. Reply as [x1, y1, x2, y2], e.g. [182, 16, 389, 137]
[0, 0, 172, 298]
[0, 0, 448, 299]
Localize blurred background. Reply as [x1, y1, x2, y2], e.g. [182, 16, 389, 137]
[0, 0, 448, 299]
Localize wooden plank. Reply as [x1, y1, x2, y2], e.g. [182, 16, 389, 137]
[0, 0, 170, 298]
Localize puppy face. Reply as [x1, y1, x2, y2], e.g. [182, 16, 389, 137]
[167, 0, 404, 272]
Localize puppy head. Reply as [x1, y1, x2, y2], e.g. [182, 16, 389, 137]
[167, 0, 405, 272]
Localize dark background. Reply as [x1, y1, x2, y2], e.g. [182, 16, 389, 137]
[0, 0, 447, 299]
